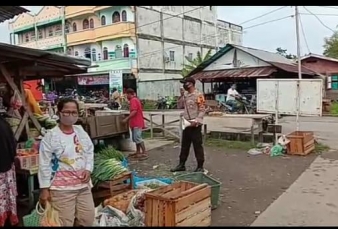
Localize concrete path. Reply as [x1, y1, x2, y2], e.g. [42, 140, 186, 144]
[252, 152, 338, 226]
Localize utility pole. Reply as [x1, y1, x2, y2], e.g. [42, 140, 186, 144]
[213, 6, 219, 52]
[295, 6, 301, 131]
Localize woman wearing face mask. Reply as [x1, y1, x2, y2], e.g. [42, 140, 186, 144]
[38, 98, 95, 226]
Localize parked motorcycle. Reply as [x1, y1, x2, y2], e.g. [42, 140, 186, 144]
[155, 96, 167, 110]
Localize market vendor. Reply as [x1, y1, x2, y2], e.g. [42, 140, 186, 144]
[0, 115, 18, 226]
[38, 98, 95, 226]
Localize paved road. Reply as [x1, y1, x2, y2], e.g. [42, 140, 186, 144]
[252, 151, 338, 226]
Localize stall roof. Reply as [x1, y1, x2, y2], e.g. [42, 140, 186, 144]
[0, 42, 91, 78]
[193, 66, 276, 82]
[0, 6, 29, 23]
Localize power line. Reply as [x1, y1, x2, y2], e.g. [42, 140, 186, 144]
[302, 6, 335, 33]
[239, 6, 287, 25]
[318, 6, 338, 10]
[65, 6, 206, 43]
[243, 15, 293, 30]
[300, 13, 338, 17]
[138, 15, 294, 59]
[298, 14, 311, 54]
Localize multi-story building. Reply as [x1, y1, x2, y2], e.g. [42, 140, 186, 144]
[64, 6, 138, 91]
[65, 6, 243, 99]
[135, 6, 243, 99]
[8, 6, 66, 53]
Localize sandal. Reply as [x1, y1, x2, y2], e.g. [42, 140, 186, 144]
[127, 153, 138, 158]
[136, 154, 149, 161]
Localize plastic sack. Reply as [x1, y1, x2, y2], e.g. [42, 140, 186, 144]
[93, 205, 129, 227]
[270, 144, 284, 157]
[39, 201, 62, 226]
[126, 189, 151, 226]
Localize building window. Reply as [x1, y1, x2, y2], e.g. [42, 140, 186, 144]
[48, 27, 53, 37]
[25, 33, 29, 42]
[84, 47, 91, 59]
[83, 19, 89, 30]
[103, 47, 108, 60]
[55, 25, 62, 35]
[65, 22, 70, 33]
[67, 48, 72, 55]
[169, 51, 175, 61]
[115, 45, 122, 58]
[112, 11, 120, 23]
[122, 10, 127, 22]
[72, 22, 77, 32]
[328, 75, 338, 90]
[74, 51, 79, 56]
[89, 18, 94, 28]
[101, 15, 106, 25]
[91, 48, 97, 61]
[123, 44, 129, 57]
[98, 53, 101, 61]
[38, 30, 43, 39]
[188, 53, 193, 61]
[31, 31, 35, 41]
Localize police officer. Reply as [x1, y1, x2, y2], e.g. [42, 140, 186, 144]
[171, 77, 206, 173]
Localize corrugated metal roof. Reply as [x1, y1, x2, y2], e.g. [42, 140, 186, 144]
[270, 62, 315, 75]
[0, 6, 29, 23]
[300, 53, 338, 63]
[0, 42, 91, 67]
[232, 45, 294, 65]
[187, 44, 317, 78]
[192, 67, 277, 81]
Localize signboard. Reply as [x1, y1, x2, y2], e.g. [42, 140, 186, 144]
[109, 70, 123, 93]
[77, 75, 109, 85]
[257, 79, 323, 116]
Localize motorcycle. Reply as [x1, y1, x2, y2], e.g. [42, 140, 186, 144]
[219, 95, 256, 114]
[155, 96, 167, 110]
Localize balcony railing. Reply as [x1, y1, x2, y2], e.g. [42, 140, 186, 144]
[66, 22, 135, 46]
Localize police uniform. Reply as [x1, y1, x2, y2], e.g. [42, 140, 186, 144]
[171, 77, 206, 172]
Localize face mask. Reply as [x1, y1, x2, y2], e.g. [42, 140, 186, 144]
[183, 83, 191, 91]
[59, 115, 78, 126]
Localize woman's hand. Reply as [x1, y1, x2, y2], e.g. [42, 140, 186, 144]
[81, 170, 91, 183]
[39, 188, 50, 207]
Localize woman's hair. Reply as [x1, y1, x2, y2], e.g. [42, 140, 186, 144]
[57, 98, 79, 112]
[125, 88, 135, 95]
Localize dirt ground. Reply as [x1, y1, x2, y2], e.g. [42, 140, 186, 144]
[128, 143, 317, 226]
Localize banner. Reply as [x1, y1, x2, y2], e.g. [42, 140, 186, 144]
[109, 70, 123, 93]
[77, 75, 109, 85]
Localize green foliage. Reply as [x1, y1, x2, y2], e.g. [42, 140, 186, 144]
[276, 47, 297, 60]
[182, 49, 213, 77]
[323, 31, 338, 59]
[330, 101, 338, 116]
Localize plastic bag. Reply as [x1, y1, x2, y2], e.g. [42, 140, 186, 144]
[93, 205, 129, 227]
[126, 189, 150, 226]
[38, 201, 62, 226]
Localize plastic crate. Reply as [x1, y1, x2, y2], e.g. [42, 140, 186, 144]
[136, 179, 168, 189]
[16, 154, 39, 171]
[175, 172, 221, 209]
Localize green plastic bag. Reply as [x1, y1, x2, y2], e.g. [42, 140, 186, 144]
[270, 144, 284, 157]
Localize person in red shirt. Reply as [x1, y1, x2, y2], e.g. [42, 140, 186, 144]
[122, 88, 147, 160]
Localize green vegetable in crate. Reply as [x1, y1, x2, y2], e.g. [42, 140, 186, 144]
[95, 146, 125, 161]
[91, 158, 127, 186]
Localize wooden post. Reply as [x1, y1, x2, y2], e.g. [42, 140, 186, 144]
[150, 114, 153, 139]
[162, 114, 165, 137]
[0, 64, 42, 140]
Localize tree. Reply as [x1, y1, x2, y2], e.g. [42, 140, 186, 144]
[323, 31, 338, 59]
[276, 47, 297, 60]
[182, 49, 212, 77]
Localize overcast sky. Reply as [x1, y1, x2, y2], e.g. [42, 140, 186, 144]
[1, 6, 337, 56]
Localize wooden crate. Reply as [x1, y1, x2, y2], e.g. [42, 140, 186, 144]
[287, 131, 315, 156]
[144, 181, 211, 227]
[92, 171, 133, 202]
[103, 190, 138, 213]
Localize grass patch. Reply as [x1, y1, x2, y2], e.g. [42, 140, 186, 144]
[142, 131, 151, 139]
[205, 138, 254, 150]
[330, 102, 338, 117]
[314, 142, 330, 154]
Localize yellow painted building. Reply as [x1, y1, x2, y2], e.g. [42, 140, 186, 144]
[65, 6, 137, 78]
[8, 6, 66, 52]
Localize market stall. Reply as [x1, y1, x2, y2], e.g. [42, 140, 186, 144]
[0, 42, 91, 208]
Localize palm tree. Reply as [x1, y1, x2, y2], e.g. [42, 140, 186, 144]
[182, 49, 212, 77]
